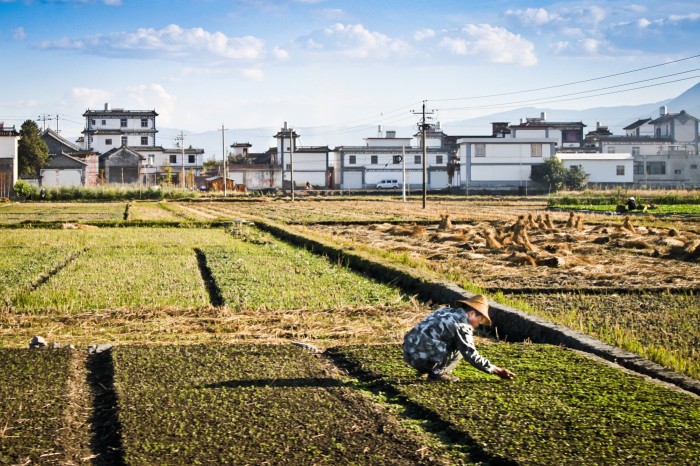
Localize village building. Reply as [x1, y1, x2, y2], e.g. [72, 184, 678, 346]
[334, 125, 454, 190]
[558, 153, 634, 186]
[597, 107, 700, 187]
[508, 113, 587, 148]
[0, 123, 19, 197]
[81, 103, 204, 186]
[40, 129, 99, 187]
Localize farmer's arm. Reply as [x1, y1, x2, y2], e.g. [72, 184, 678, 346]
[455, 323, 515, 379]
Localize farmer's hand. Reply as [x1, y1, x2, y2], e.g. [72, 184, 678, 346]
[493, 367, 516, 380]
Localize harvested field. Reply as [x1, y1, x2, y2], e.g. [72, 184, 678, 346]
[0, 202, 126, 224]
[306, 213, 700, 291]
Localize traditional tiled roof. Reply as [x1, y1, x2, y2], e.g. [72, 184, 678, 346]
[42, 128, 83, 153]
[509, 121, 586, 129]
[649, 110, 699, 125]
[622, 118, 652, 130]
[99, 146, 146, 160]
[83, 108, 158, 117]
[596, 136, 673, 143]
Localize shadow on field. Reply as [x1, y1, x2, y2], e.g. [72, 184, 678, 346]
[87, 350, 126, 466]
[194, 247, 225, 307]
[202, 377, 349, 389]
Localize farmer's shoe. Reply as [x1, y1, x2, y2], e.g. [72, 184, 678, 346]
[428, 370, 460, 382]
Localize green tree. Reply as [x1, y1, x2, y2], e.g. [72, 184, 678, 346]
[530, 156, 566, 192]
[564, 165, 589, 191]
[18, 120, 49, 177]
[202, 157, 218, 171]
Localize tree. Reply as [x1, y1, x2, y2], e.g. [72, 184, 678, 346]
[13, 179, 36, 200]
[564, 165, 589, 191]
[530, 156, 566, 192]
[202, 157, 218, 171]
[18, 120, 49, 177]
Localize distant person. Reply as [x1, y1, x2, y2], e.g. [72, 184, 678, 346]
[403, 294, 516, 382]
[305, 181, 312, 190]
[626, 196, 637, 211]
[39, 188, 46, 200]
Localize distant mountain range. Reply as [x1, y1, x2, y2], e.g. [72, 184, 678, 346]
[161, 80, 700, 160]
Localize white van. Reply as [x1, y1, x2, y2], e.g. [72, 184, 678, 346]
[376, 179, 400, 189]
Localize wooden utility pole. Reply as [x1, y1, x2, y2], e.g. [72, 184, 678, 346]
[290, 127, 295, 201]
[221, 124, 227, 197]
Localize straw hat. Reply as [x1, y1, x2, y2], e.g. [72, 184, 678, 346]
[455, 294, 491, 325]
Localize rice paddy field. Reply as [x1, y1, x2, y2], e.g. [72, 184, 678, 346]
[1, 196, 699, 464]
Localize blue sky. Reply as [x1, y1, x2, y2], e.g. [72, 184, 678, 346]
[2, 0, 700, 148]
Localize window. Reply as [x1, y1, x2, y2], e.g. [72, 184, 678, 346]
[392, 155, 402, 164]
[562, 130, 580, 143]
[285, 164, 291, 170]
[141, 118, 148, 128]
[691, 164, 698, 170]
[531, 144, 542, 157]
[633, 162, 645, 175]
[647, 162, 666, 175]
[436, 155, 443, 164]
[121, 136, 127, 146]
[414, 155, 421, 164]
[148, 154, 155, 167]
[371, 155, 378, 164]
[141, 136, 148, 146]
[170, 154, 177, 164]
[632, 147, 640, 156]
[101, 120, 106, 125]
[475, 143, 486, 157]
[91, 119, 96, 126]
[616, 165, 625, 176]
[188, 155, 195, 164]
[120, 118, 127, 127]
[607, 146, 616, 153]
[348, 155, 356, 164]
[105, 139, 113, 146]
[674, 169, 682, 174]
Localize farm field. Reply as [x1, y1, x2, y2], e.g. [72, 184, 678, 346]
[1, 197, 699, 464]
[0, 202, 126, 224]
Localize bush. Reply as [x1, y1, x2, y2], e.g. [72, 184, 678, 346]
[13, 180, 37, 200]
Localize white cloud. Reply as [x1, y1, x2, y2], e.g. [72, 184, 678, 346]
[439, 24, 537, 66]
[637, 18, 651, 28]
[580, 38, 602, 54]
[299, 23, 410, 59]
[585, 6, 607, 24]
[63, 87, 114, 110]
[241, 68, 265, 80]
[40, 24, 265, 61]
[668, 13, 700, 22]
[12, 27, 26, 40]
[126, 83, 176, 124]
[505, 8, 559, 26]
[414, 28, 436, 41]
[314, 8, 346, 21]
[272, 46, 289, 59]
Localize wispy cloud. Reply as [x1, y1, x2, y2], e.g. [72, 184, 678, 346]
[414, 28, 435, 41]
[39, 24, 265, 61]
[12, 27, 27, 40]
[505, 8, 560, 26]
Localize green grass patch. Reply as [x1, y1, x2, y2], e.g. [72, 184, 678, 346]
[0, 348, 73, 464]
[0, 202, 127, 224]
[331, 343, 700, 465]
[202, 227, 408, 310]
[113, 344, 445, 465]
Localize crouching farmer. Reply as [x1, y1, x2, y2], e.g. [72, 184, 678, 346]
[403, 295, 516, 382]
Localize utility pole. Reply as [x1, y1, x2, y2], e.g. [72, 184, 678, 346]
[176, 131, 186, 188]
[412, 101, 434, 209]
[221, 124, 227, 197]
[290, 127, 295, 201]
[37, 114, 54, 131]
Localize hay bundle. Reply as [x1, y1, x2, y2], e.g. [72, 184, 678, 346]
[511, 220, 534, 251]
[484, 229, 503, 249]
[545, 213, 556, 230]
[657, 237, 685, 248]
[565, 212, 575, 228]
[620, 240, 654, 250]
[622, 216, 636, 234]
[669, 239, 700, 260]
[668, 228, 680, 237]
[535, 214, 548, 231]
[505, 252, 537, 266]
[438, 214, 453, 231]
[387, 226, 415, 236]
[527, 213, 537, 229]
[410, 225, 426, 237]
[536, 256, 566, 268]
[574, 215, 584, 231]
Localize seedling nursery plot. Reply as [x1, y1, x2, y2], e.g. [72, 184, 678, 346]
[0, 202, 126, 224]
[331, 343, 700, 465]
[0, 348, 72, 465]
[112, 344, 448, 465]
